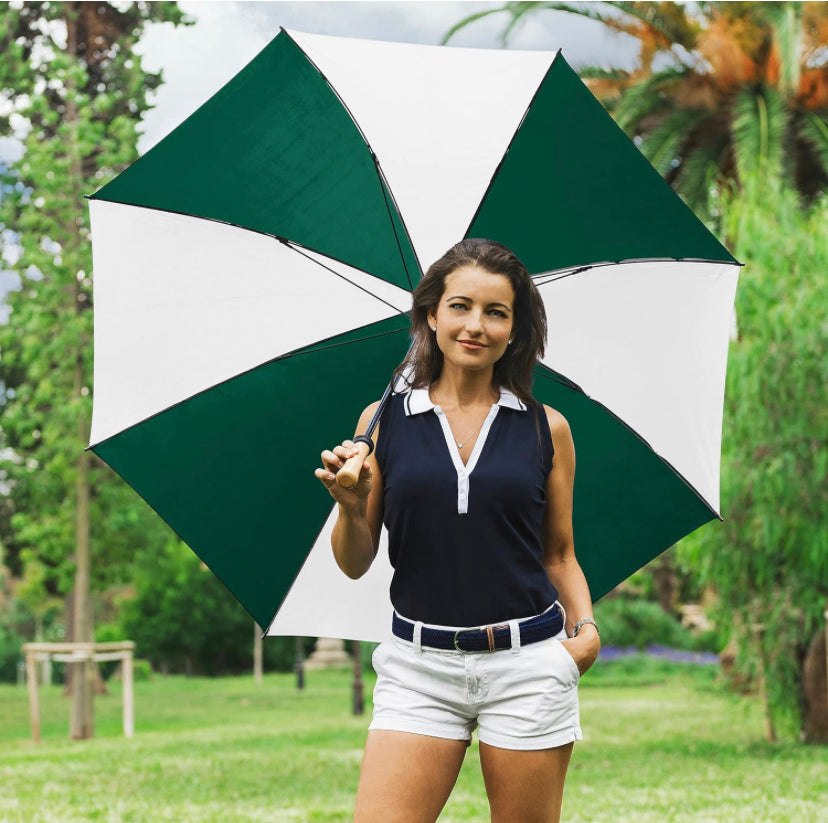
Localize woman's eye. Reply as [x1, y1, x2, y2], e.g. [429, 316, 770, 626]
[449, 303, 468, 311]
[488, 309, 507, 318]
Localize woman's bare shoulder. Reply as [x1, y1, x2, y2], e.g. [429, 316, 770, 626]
[541, 404, 572, 440]
[355, 400, 384, 440]
[357, 400, 382, 425]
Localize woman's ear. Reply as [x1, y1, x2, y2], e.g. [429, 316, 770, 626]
[427, 309, 437, 331]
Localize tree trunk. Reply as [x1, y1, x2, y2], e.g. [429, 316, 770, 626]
[802, 623, 828, 743]
[65, 2, 95, 740]
[295, 636, 305, 690]
[753, 623, 777, 743]
[352, 640, 364, 716]
[63, 592, 74, 697]
[70, 355, 94, 738]
[253, 622, 263, 684]
[652, 552, 678, 614]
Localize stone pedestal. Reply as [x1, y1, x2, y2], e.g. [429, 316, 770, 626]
[304, 637, 352, 670]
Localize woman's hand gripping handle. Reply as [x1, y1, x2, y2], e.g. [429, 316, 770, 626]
[315, 438, 373, 509]
[335, 436, 373, 489]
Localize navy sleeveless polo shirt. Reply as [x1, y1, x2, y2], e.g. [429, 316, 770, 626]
[376, 387, 560, 627]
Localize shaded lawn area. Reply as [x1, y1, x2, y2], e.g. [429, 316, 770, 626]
[0, 659, 825, 822]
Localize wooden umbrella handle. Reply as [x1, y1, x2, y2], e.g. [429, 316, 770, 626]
[336, 439, 373, 489]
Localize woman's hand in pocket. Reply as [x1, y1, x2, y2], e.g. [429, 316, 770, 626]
[560, 626, 600, 676]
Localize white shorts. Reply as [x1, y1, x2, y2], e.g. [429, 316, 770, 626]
[369, 620, 582, 751]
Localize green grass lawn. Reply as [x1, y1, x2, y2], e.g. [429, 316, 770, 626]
[0, 659, 825, 822]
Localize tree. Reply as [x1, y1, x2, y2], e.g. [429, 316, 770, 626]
[117, 537, 307, 676]
[447, 2, 828, 215]
[0, 1, 189, 738]
[678, 179, 827, 741]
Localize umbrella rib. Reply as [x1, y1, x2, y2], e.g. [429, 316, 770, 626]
[531, 256, 742, 286]
[275, 326, 409, 362]
[284, 240, 408, 315]
[372, 156, 420, 292]
[86, 323, 410, 452]
[85, 196, 413, 311]
[460, 49, 562, 241]
[262, 504, 340, 636]
[283, 28, 422, 293]
[282, 28, 424, 461]
[86, 450, 266, 628]
[533, 366, 723, 522]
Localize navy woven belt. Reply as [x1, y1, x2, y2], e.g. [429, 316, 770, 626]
[392, 604, 564, 652]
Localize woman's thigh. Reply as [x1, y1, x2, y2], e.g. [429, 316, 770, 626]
[354, 730, 468, 823]
[479, 740, 574, 823]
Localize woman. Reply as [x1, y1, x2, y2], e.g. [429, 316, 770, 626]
[315, 239, 600, 823]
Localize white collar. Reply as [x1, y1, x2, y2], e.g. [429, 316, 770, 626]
[403, 386, 527, 416]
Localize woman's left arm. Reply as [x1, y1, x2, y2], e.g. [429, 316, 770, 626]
[541, 405, 600, 675]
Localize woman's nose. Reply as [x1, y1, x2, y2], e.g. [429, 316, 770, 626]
[464, 311, 484, 335]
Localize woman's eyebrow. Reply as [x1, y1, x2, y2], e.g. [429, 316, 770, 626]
[444, 295, 512, 311]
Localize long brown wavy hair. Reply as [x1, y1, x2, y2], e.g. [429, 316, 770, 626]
[396, 239, 547, 407]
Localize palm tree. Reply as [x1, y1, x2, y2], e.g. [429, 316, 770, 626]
[446, 2, 828, 215]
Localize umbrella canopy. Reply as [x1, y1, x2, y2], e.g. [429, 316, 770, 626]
[88, 30, 739, 641]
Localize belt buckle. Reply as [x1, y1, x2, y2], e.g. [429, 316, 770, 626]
[453, 627, 480, 653]
[454, 624, 505, 653]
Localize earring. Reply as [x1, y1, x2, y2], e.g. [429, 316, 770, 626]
[432, 326, 437, 332]
[508, 339, 512, 345]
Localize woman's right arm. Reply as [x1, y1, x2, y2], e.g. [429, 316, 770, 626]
[314, 402, 384, 579]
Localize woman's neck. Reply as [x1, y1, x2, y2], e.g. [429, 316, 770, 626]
[429, 364, 499, 412]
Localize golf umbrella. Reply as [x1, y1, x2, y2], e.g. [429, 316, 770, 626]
[88, 30, 739, 641]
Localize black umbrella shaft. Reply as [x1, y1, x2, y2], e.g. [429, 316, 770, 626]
[362, 379, 394, 442]
[355, 341, 414, 448]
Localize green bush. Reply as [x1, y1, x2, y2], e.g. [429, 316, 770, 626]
[593, 597, 714, 651]
[0, 622, 23, 683]
[95, 622, 127, 680]
[132, 658, 153, 681]
[116, 538, 316, 676]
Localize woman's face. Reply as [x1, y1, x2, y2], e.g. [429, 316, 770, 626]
[427, 265, 515, 373]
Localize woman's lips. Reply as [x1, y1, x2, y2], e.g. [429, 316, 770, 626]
[458, 340, 486, 351]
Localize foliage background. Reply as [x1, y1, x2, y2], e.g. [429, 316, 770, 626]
[0, 0, 825, 744]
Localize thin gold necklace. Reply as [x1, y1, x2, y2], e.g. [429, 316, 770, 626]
[455, 422, 484, 450]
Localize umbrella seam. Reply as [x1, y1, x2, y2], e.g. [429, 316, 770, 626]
[86, 450, 271, 630]
[373, 156, 420, 291]
[86, 197, 414, 309]
[531, 257, 743, 286]
[86, 324, 411, 451]
[282, 27, 422, 292]
[263, 503, 338, 637]
[283, 29, 432, 461]
[286, 241, 407, 314]
[533, 366, 724, 522]
[460, 50, 561, 242]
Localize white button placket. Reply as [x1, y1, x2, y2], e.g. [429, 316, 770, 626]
[433, 405, 500, 514]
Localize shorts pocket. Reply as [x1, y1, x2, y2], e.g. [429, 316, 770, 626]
[371, 639, 393, 674]
[553, 639, 581, 685]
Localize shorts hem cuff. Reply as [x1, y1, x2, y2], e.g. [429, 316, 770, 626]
[478, 726, 583, 751]
[369, 718, 472, 742]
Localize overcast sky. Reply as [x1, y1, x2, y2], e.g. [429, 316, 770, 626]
[135, 1, 638, 152]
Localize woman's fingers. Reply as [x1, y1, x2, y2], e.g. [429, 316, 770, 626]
[320, 441, 360, 470]
[317, 440, 368, 497]
[320, 449, 341, 470]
